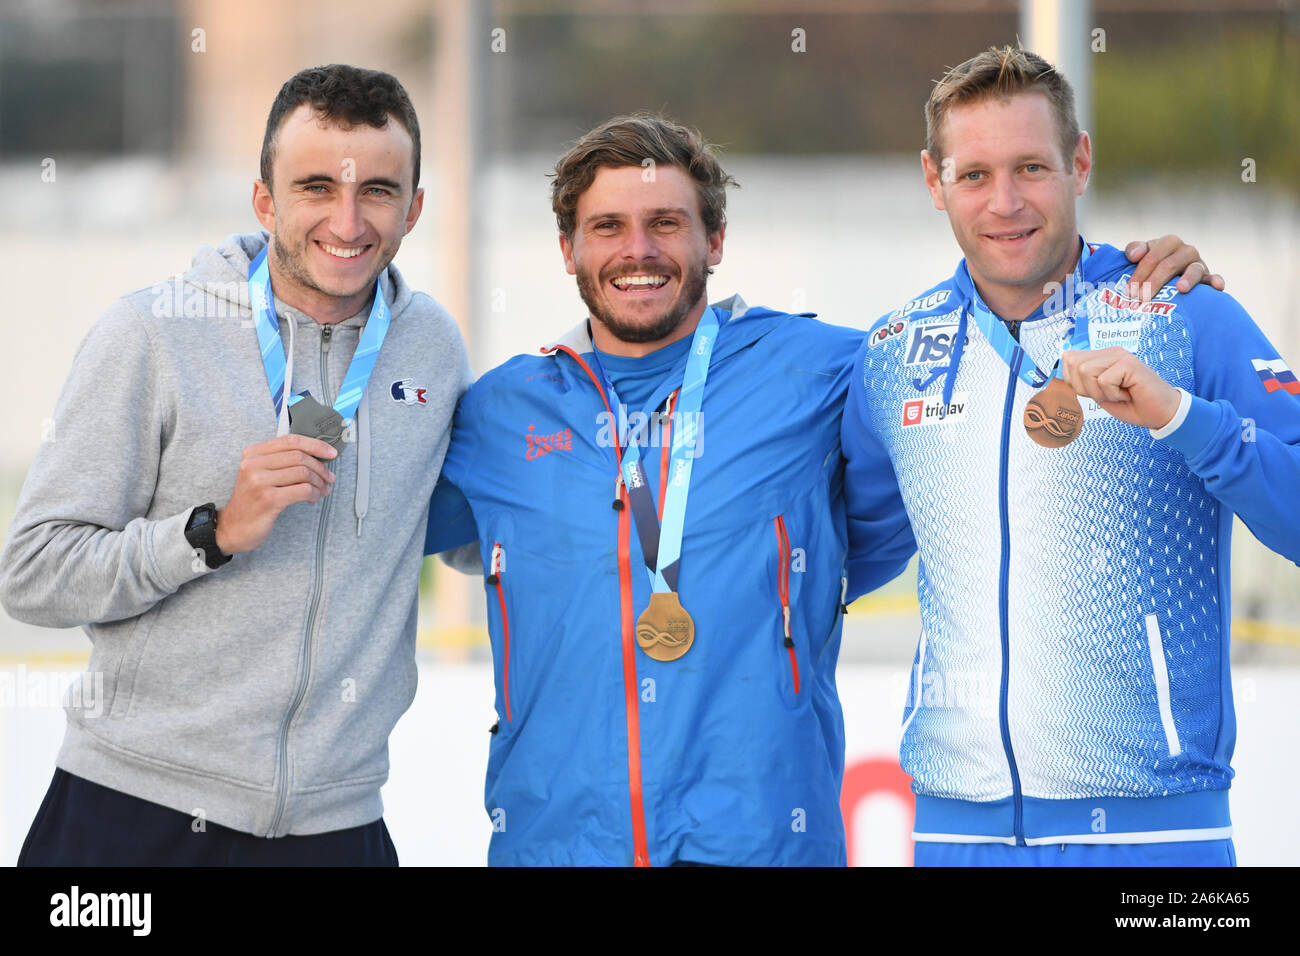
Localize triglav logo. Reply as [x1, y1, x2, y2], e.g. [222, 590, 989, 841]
[902, 393, 969, 427]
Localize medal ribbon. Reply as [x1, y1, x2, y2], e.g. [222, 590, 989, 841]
[960, 239, 1094, 392]
[590, 307, 719, 593]
[248, 246, 391, 427]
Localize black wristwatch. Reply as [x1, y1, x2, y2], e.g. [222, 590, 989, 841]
[185, 502, 232, 569]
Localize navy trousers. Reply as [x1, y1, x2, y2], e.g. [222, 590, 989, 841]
[18, 769, 399, 867]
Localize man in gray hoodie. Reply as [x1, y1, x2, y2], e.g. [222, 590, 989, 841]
[0, 65, 470, 864]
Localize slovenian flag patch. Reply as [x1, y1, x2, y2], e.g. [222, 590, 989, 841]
[1252, 358, 1300, 395]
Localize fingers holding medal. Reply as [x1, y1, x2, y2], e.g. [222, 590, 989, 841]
[1057, 346, 1183, 431]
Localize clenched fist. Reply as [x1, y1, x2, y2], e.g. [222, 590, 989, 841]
[1059, 347, 1183, 430]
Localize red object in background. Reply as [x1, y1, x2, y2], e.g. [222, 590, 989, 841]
[841, 757, 915, 867]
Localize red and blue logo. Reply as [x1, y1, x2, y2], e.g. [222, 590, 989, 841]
[1251, 359, 1300, 395]
[390, 378, 428, 405]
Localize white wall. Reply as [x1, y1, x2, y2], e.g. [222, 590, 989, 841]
[4, 660, 1296, 866]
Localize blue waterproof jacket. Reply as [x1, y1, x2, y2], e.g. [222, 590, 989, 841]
[427, 295, 912, 865]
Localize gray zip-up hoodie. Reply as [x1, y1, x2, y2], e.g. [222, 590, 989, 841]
[0, 232, 470, 837]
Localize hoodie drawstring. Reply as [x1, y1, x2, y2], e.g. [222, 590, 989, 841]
[942, 307, 969, 409]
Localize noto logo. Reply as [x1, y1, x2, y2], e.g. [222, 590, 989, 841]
[869, 319, 906, 348]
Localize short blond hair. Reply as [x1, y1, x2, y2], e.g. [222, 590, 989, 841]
[925, 45, 1080, 165]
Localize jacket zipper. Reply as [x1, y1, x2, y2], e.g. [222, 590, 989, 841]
[774, 515, 800, 693]
[998, 350, 1025, 845]
[553, 345, 651, 867]
[488, 542, 512, 722]
[269, 323, 335, 837]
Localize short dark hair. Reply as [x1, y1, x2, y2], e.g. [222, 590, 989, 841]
[550, 113, 737, 240]
[260, 64, 421, 192]
[926, 45, 1080, 167]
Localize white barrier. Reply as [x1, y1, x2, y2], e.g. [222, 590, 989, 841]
[3, 661, 1295, 865]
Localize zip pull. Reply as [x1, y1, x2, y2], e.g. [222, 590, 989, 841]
[322, 324, 333, 353]
[487, 542, 504, 585]
[612, 473, 625, 511]
[782, 605, 793, 648]
[840, 574, 849, 615]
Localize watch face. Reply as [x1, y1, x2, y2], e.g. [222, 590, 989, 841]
[189, 509, 212, 532]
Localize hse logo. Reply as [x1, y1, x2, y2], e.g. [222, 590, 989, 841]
[904, 322, 965, 366]
[525, 423, 573, 460]
[890, 289, 950, 320]
[902, 393, 969, 427]
[869, 319, 907, 348]
[390, 379, 428, 405]
[1099, 288, 1176, 316]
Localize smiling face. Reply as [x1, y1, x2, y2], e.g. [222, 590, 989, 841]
[560, 164, 724, 356]
[922, 91, 1091, 319]
[252, 104, 424, 323]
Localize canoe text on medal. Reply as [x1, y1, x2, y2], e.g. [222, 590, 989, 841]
[1024, 377, 1084, 448]
[635, 592, 695, 661]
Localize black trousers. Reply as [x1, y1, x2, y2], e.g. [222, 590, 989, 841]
[18, 769, 399, 867]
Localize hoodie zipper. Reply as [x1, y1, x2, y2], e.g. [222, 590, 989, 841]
[268, 323, 335, 837]
[998, 350, 1026, 845]
[774, 516, 800, 693]
[553, 344, 651, 867]
[488, 542, 512, 722]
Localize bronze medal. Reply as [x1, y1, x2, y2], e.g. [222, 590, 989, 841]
[635, 591, 695, 662]
[1024, 377, 1084, 448]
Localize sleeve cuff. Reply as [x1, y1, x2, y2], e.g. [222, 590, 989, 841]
[149, 509, 218, 590]
[1149, 388, 1193, 440]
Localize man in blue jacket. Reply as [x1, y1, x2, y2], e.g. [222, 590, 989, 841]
[842, 47, 1300, 866]
[426, 112, 1214, 866]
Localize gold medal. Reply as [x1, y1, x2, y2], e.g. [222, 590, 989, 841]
[635, 592, 695, 661]
[1024, 377, 1084, 448]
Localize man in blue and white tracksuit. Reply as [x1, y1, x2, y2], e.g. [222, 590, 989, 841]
[841, 47, 1300, 866]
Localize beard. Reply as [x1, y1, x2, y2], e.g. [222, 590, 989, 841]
[576, 257, 710, 345]
[270, 231, 392, 304]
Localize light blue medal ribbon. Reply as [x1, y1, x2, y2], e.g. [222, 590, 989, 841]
[590, 307, 719, 593]
[958, 239, 1094, 396]
[247, 245, 391, 426]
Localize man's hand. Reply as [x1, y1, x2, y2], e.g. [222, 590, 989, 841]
[1060, 347, 1183, 430]
[216, 434, 337, 554]
[1124, 235, 1225, 302]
